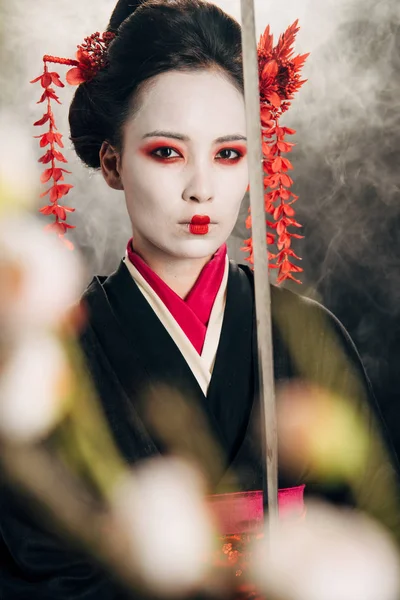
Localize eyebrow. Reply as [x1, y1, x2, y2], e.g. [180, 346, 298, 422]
[142, 130, 247, 144]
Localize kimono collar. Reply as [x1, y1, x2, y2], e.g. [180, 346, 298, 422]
[126, 240, 227, 354]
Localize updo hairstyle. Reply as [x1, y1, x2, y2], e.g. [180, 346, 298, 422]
[69, 0, 243, 169]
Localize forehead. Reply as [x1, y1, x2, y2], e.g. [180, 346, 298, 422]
[129, 69, 246, 138]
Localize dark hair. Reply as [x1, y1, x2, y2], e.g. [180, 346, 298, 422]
[69, 0, 243, 169]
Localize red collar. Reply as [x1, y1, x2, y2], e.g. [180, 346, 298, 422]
[126, 240, 227, 354]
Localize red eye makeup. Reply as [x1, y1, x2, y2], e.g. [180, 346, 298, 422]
[140, 140, 184, 162]
[215, 144, 247, 164]
[139, 140, 247, 164]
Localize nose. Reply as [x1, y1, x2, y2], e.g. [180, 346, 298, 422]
[182, 163, 214, 204]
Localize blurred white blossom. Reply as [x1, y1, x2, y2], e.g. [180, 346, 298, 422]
[0, 215, 84, 331]
[112, 457, 215, 598]
[0, 115, 39, 209]
[252, 501, 400, 600]
[0, 333, 69, 442]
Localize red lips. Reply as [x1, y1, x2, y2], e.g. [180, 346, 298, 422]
[190, 215, 210, 225]
[189, 214, 210, 235]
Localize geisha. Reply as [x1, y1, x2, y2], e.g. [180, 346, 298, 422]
[0, 0, 399, 598]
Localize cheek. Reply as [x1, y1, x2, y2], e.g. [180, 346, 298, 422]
[122, 157, 181, 204]
[217, 165, 248, 213]
[222, 158, 248, 188]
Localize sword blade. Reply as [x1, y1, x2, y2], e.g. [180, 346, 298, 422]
[240, 0, 278, 523]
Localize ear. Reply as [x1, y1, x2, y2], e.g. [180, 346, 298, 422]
[99, 141, 124, 190]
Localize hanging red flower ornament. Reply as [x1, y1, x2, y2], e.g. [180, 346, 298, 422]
[242, 20, 309, 284]
[30, 31, 115, 248]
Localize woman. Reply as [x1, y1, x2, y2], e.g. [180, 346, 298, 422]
[1, 0, 399, 598]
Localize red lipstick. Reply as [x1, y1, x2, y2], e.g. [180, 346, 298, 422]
[189, 215, 210, 235]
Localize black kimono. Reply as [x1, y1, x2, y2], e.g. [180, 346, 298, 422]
[1, 259, 399, 599]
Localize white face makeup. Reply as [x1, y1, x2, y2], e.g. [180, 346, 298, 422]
[118, 69, 248, 263]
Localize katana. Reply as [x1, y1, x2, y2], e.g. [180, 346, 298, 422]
[240, 0, 278, 522]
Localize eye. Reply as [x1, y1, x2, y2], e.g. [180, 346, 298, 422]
[152, 147, 181, 159]
[216, 148, 243, 161]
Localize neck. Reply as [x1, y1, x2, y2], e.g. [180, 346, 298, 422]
[131, 242, 212, 299]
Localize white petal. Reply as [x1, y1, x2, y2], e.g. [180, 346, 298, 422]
[0, 115, 38, 209]
[112, 458, 214, 597]
[253, 501, 400, 600]
[0, 334, 67, 442]
[0, 215, 84, 330]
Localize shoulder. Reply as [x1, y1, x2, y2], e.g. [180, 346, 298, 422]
[79, 274, 109, 311]
[79, 260, 129, 328]
[238, 261, 353, 335]
[76, 270, 122, 376]
[270, 282, 365, 377]
[236, 262, 348, 338]
[235, 261, 369, 393]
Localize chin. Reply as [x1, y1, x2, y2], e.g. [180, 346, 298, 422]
[169, 237, 223, 260]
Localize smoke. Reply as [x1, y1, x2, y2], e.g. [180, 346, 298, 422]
[2, 0, 400, 449]
[227, 0, 400, 272]
[3, 0, 399, 270]
[1, 0, 131, 276]
[246, 0, 400, 457]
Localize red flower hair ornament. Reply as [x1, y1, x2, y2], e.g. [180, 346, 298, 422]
[31, 23, 307, 284]
[242, 20, 309, 284]
[30, 32, 115, 250]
